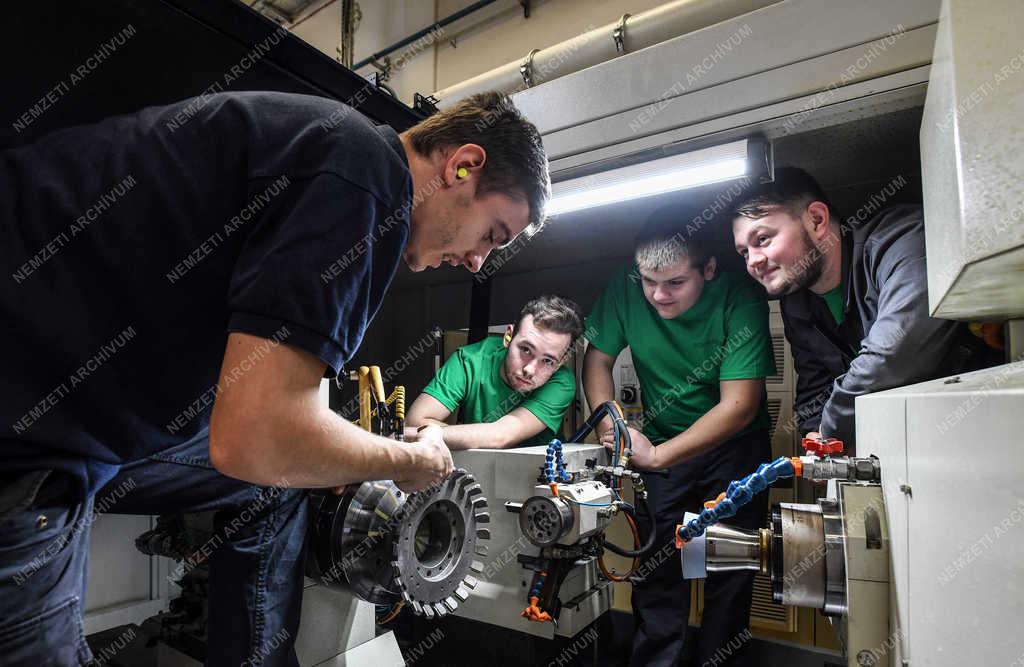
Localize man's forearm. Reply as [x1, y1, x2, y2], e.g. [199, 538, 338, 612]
[582, 355, 616, 435]
[651, 402, 756, 469]
[440, 422, 511, 450]
[213, 401, 425, 488]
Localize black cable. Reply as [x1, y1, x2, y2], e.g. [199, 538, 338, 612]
[611, 417, 621, 467]
[599, 495, 657, 558]
[569, 401, 614, 443]
[570, 400, 629, 451]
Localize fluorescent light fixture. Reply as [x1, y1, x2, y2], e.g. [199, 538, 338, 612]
[546, 138, 756, 217]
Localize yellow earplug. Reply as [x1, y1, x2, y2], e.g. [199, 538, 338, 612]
[457, 167, 469, 179]
[503, 332, 512, 346]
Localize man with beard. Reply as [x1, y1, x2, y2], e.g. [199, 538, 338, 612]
[731, 167, 996, 451]
[407, 294, 582, 448]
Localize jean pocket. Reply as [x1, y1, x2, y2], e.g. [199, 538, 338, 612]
[0, 493, 85, 552]
[0, 471, 51, 522]
[0, 596, 92, 666]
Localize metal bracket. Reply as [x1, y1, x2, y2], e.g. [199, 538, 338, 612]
[369, 55, 392, 82]
[361, 70, 390, 96]
[613, 13, 631, 53]
[519, 48, 540, 88]
[412, 92, 439, 117]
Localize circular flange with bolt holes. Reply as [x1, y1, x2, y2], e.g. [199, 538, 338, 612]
[519, 494, 574, 547]
[306, 469, 490, 619]
[391, 469, 490, 618]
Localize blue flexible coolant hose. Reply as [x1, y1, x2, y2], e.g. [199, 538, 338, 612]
[677, 456, 796, 542]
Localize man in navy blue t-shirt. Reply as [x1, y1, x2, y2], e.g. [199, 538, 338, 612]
[0, 90, 548, 664]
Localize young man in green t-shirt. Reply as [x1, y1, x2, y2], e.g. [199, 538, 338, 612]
[407, 295, 583, 449]
[583, 215, 776, 667]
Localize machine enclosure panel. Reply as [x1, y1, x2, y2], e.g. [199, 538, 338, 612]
[920, 0, 1024, 319]
[857, 362, 1024, 665]
[453, 444, 613, 640]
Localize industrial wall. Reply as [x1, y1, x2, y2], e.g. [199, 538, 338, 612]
[287, 0, 670, 104]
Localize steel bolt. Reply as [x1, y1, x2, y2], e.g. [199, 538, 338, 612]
[857, 649, 877, 666]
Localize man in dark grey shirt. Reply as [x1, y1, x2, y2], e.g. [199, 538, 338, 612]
[0, 90, 549, 665]
[730, 167, 995, 451]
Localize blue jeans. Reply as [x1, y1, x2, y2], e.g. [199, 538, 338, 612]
[0, 431, 309, 666]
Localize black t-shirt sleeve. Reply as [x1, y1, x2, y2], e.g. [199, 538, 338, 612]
[227, 172, 404, 376]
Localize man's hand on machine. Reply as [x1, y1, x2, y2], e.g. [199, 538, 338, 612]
[599, 425, 660, 471]
[395, 424, 454, 492]
[328, 426, 452, 495]
[404, 419, 447, 440]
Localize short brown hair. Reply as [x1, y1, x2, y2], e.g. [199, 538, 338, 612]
[634, 205, 712, 271]
[405, 92, 550, 233]
[514, 294, 584, 346]
[732, 166, 836, 221]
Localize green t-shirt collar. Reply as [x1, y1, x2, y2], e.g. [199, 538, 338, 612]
[819, 281, 845, 325]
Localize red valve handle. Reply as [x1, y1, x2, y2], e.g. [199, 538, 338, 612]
[801, 437, 844, 456]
